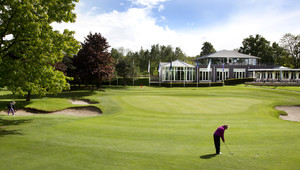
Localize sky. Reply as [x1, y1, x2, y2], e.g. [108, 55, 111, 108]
[52, 0, 300, 56]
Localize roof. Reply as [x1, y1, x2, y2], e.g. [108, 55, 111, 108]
[249, 66, 300, 71]
[160, 59, 194, 68]
[196, 50, 260, 60]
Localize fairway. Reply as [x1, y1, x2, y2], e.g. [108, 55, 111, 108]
[1, 86, 300, 169]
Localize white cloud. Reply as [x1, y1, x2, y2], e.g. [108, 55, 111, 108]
[52, 0, 300, 56]
[129, 0, 168, 7]
[52, 5, 176, 53]
[158, 4, 164, 12]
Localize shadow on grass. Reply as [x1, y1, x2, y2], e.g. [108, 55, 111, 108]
[0, 129, 23, 136]
[0, 94, 15, 99]
[200, 153, 218, 159]
[0, 101, 30, 111]
[0, 117, 32, 137]
[47, 90, 97, 99]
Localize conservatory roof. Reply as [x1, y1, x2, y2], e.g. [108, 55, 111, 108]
[249, 66, 300, 71]
[160, 59, 194, 68]
[196, 50, 260, 60]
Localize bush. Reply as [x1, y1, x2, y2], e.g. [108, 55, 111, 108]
[103, 78, 149, 86]
[151, 82, 223, 87]
[245, 82, 300, 86]
[224, 78, 255, 85]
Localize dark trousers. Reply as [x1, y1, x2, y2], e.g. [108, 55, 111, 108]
[8, 108, 14, 115]
[213, 134, 220, 154]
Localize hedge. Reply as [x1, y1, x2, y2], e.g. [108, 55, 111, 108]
[245, 82, 300, 86]
[85, 77, 256, 87]
[151, 82, 223, 87]
[102, 78, 149, 86]
[224, 78, 255, 85]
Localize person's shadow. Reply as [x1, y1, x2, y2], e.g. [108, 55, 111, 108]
[200, 153, 217, 159]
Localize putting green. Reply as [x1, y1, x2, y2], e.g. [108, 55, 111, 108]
[122, 96, 262, 114]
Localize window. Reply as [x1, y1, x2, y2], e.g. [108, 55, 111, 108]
[233, 68, 246, 79]
[283, 71, 289, 79]
[275, 71, 280, 79]
[267, 72, 273, 79]
[291, 72, 296, 79]
[199, 68, 211, 81]
[162, 67, 195, 81]
[216, 68, 229, 81]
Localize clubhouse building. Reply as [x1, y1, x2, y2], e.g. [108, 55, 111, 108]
[158, 50, 300, 83]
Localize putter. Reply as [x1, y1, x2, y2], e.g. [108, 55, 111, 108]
[224, 143, 233, 155]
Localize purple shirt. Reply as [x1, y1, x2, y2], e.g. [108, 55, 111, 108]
[214, 126, 225, 142]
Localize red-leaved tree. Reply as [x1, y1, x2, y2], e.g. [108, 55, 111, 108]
[74, 32, 114, 88]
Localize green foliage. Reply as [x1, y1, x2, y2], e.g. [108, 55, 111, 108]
[200, 41, 216, 57]
[112, 44, 188, 76]
[272, 42, 291, 67]
[224, 78, 255, 85]
[0, 0, 80, 100]
[245, 82, 300, 86]
[151, 82, 223, 87]
[280, 33, 300, 68]
[74, 32, 114, 88]
[239, 34, 274, 65]
[115, 57, 140, 86]
[103, 78, 149, 86]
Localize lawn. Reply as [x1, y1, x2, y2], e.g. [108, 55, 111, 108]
[0, 86, 300, 170]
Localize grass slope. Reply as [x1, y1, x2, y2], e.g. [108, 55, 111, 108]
[1, 86, 300, 170]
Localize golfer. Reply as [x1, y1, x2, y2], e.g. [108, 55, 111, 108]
[213, 125, 228, 155]
[7, 101, 16, 116]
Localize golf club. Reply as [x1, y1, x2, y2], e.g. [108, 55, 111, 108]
[224, 142, 233, 155]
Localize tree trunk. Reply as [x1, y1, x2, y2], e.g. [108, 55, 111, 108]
[123, 76, 126, 86]
[26, 91, 31, 101]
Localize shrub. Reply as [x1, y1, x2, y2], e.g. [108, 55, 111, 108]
[151, 82, 223, 87]
[103, 78, 149, 86]
[224, 78, 255, 85]
[245, 82, 300, 86]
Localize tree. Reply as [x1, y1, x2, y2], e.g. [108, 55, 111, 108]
[0, 0, 80, 101]
[115, 57, 139, 86]
[239, 34, 273, 65]
[111, 48, 125, 81]
[280, 33, 300, 68]
[271, 42, 290, 67]
[74, 32, 114, 89]
[200, 42, 216, 57]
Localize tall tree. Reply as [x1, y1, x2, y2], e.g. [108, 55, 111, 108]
[200, 42, 216, 57]
[239, 34, 273, 65]
[271, 42, 290, 67]
[115, 57, 139, 86]
[111, 48, 125, 80]
[280, 33, 300, 68]
[0, 0, 80, 101]
[74, 32, 114, 89]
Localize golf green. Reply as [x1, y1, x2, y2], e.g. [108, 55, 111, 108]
[0, 86, 300, 169]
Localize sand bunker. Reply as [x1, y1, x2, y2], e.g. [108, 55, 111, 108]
[0, 99, 101, 117]
[68, 99, 98, 105]
[0, 106, 102, 116]
[275, 106, 300, 122]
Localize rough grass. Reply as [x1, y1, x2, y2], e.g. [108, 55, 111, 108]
[1, 86, 300, 169]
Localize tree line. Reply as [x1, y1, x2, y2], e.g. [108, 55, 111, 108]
[56, 34, 192, 87]
[59, 33, 299, 88]
[239, 34, 300, 68]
